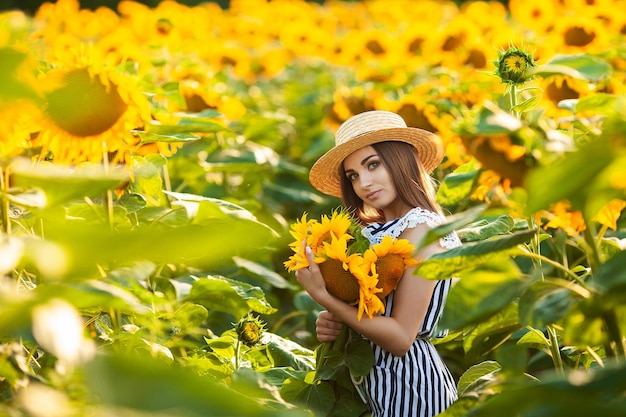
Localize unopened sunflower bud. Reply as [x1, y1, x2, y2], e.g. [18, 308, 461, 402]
[235, 314, 266, 347]
[494, 45, 536, 85]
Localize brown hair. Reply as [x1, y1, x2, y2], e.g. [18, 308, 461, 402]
[340, 141, 441, 225]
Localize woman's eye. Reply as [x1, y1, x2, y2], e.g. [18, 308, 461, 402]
[368, 161, 379, 170]
[347, 173, 358, 181]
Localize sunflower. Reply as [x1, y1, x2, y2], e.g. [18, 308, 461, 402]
[307, 210, 354, 257]
[508, 0, 557, 33]
[284, 213, 315, 272]
[35, 48, 153, 165]
[363, 235, 419, 299]
[550, 15, 610, 54]
[535, 201, 586, 236]
[593, 199, 626, 231]
[352, 261, 385, 321]
[318, 233, 364, 304]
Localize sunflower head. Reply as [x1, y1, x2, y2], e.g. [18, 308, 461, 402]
[319, 258, 361, 304]
[493, 44, 536, 85]
[44, 68, 128, 138]
[364, 235, 420, 298]
[235, 313, 266, 348]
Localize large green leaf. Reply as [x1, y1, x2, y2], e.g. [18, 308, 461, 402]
[344, 337, 375, 377]
[419, 204, 488, 248]
[188, 275, 276, 318]
[524, 133, 626, 216]
[518, 280, 579, 327]
[457, 215, 515, 242]
[532, 53, 613, 81]
[265, 334, 315, 372]
[233, 256, 297, 290]
[281, 376, 334, 416]
[416, 229, 535, 280]
[437, 163, 479, 206]
[8, 160, 128, 209]
[0, 280, 145, 338]
[440, 259, 527, 330]
[456, 360, 501, 396]
[41, 219, 275, 277]
[462, 304, 521, 361]
[468, 361, 626, 417]
[84, 353, 310, 417]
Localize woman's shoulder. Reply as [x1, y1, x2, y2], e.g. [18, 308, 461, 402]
[362, 207, 461, 249]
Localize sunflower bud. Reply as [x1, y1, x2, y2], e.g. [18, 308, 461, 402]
[494, 45, 536, 85]
[235, 314, 266, 347]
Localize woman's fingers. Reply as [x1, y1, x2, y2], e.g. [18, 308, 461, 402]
[316, 310, 343, 342]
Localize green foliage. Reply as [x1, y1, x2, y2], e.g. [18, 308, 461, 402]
[0, 5, 625, 417]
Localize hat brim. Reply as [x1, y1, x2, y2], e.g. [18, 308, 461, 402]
[309, 127, 444, 197]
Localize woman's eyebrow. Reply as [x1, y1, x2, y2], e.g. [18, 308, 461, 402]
[360, 154, 377, 165]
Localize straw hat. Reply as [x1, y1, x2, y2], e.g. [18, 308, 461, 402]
[309, 110, 444, 197]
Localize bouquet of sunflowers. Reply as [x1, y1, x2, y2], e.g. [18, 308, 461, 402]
[284, 209, 419, 320]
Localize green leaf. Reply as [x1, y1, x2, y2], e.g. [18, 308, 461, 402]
[345, 337, 375, 377]
[84, 353, 308, 417]
[524, 135, 617, 215]
[532, 54, 613, 81]
[511, 94, 541, 113]
[117, 192, 147, 214]
[462, 304, 521, 361]
[473, 103, 523, 135]
[233, 256, 297, 290]
[263, 332, 314, 371]
[416, 229, 536, 280]
[575, 93, 620, 114]
[9, 160, 128, 209]
[437, 163, 479, 206]
[518, 280, 577, 327]
[457, 360, 501, 396]
[135, 131, 201, 144]
[457, 215, 515, 242]
[188, 275, 276, 318]
[419, 204, 488, 248]
[42, 219, 275, 278]
[281, 377, 334, 416]
[440, 259, 528, 330]
[590, 249, 626, 294]
[468, 362, 626, 417]
[517, 327, 550, 350]
[205, 333, 237, 359]
[144, 119, 227, 135]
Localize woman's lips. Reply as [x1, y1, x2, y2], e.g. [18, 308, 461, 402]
[366, 190, 380, 200]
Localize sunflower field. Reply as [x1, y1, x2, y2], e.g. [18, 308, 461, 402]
[1, 0, 626, 415]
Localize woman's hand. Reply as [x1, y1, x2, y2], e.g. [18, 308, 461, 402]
[316, 310, 343, 342]
[295, 244, 331, 306]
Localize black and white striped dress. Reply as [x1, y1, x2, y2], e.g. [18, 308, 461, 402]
[358, 207, 460, 417]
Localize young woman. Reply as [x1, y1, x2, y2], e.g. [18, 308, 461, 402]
[296, 110, 460, 417]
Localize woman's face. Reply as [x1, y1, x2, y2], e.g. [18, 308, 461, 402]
[343, 145, 398, 211]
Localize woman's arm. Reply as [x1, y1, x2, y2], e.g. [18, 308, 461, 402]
[296, 223, 444, 356]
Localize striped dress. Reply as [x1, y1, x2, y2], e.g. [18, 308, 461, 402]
[357, 207, 460, 417]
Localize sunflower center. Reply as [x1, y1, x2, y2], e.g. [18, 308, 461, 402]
[45, 69, 127, 137]
[564, 26, 596, 47]
[319, 259, 360, 304]
[375, 254, 405, 297]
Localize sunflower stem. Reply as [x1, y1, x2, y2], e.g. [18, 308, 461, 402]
[547, 325, 564, 375]
[509, 84, 520, 119]
[102, 143, 114, 229]
[0, 166, 10, 235]
[235, 339, 241, 371]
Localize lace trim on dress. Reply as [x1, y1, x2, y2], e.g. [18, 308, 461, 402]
[362, 207, 461, 249]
